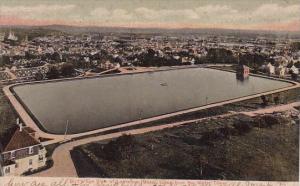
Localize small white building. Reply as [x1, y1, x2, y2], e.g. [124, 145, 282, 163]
[266, 63, 275, 75]
[275, 65, 286, 77]
[289, 65, 299, 75]
[0, 125, 47, 176]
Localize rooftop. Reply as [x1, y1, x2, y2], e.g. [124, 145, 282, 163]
[2, 126, 40, 152]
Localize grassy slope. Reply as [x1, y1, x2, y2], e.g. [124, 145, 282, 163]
[0, 87, 17, 148]
[72, 113, 299, 181]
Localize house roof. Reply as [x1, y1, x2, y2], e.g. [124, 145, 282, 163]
[3, 127, 40, 152]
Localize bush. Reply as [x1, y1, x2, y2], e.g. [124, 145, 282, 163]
[233, 121, 253, 134]
[102, 134, 136, 161]
[46, 66, 59, 79]
[254, 115, 280, 128]
[60, 63, 75, 77]
[200, 127, 237, 145]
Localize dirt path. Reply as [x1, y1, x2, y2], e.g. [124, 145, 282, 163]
[33, 101, 300, 177]
[33, 112, 236, 177]
[242, 102, 300, 116]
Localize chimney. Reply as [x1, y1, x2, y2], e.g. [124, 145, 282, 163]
[19, 124, 23, 132]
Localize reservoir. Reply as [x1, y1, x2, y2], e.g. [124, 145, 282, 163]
[12, 68, 292, 134]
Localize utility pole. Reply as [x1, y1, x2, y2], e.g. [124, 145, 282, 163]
[64, 120, 69, 141]
[139, 110, 143, 124]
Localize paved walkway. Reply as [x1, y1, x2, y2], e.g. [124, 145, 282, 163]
[33, 102, 300, 177]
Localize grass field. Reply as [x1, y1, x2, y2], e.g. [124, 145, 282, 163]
[71, 111, 299, 181]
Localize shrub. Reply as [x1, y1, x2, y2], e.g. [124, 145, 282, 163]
[102, 134, 137, 161]
[233, 121, 253, 134]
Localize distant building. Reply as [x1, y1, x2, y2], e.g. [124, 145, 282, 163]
[275, 65, 286, 77]
[266, 62, 275, 75]
[7, 31, 18, 41]
[289, 65, 299, 75]
[0, 123, 47, 176]
[236, 64, 250, 79]
[0, 33, 5, 42]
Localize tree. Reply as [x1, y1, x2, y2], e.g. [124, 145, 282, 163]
[206, 48, 237, 64]
[290, 42, 300, 52]
[291, 73, 298, 81]
[34, 71, 44, 81]
[60, 63, 75, 77]
[51, 52, 62, 62]
[261, 95, 268, 106]
[0, 55, 11, 67]
[239, 53, 267, 69]
[46, 66, 59, 79]
[273, 96, 280, 105]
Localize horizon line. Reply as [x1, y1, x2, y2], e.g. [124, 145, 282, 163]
[1, 23, 300, 34]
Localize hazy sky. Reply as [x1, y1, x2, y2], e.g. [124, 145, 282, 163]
[0, 0, 299, 31]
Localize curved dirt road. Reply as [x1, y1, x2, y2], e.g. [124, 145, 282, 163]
[34, 102, 300, 177]
[33, 112, 236, 177]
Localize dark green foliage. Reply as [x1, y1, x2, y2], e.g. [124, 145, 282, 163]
[102, 134, 136, 161]
[290, 42, 300, 52]
[233, 120, 253, 134]
[60, 63, 75, 77]
[34, 71, 44, 81]
[239, 53, 267, 69]
[72, 112, 299, 180]
[46, 66, 60, 79]
[254, 115, 281, 128]
[206, 48, 237, 64]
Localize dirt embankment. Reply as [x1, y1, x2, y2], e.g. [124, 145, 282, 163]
[0, 87, 18, 148]
[71, 110, 299, 181]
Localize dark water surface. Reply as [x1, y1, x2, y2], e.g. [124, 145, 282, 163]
[13, 68, 292, 134]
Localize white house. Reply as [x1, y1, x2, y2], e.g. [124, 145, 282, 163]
[0, 124, 47, 176]
[289, 65, 299, 75]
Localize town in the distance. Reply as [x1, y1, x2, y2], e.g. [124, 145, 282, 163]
[0, 25, 299, 181]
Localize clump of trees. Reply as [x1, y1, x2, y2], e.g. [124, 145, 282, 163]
[205, 48, 237, 64]
[290, 42, 300, 52]
[45, 63, 75, 79]
[138, 49, 181, 67]
[46, 66, 60, 79]
[261, 94, 283, 107]
[253, 115, 281, 128]
[0, 55, 11, 67]
[193, 48, 269, 70]
[239, 53, 267, 69]
[60, 63, 75, 77]
[34, 71, 45, 81]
